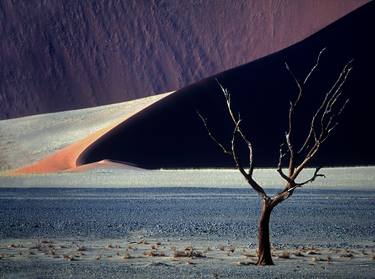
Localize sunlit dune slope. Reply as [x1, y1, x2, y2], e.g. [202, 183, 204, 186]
[0, 93, 170, 173]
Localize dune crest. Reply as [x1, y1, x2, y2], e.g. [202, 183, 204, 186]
[12, 92, 172, 174]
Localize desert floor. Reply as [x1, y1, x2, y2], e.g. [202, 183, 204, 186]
[0, 169, 374, 278]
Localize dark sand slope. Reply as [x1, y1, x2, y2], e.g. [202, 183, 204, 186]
[0, 0, 367, 119]
[80, 2, 375, 169]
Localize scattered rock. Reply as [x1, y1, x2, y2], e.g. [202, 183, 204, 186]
[172, 249, 205, 258]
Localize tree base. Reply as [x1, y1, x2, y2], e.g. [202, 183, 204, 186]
[256, 258, 274, 266]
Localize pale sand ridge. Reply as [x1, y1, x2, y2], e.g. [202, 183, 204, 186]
[10, 92, 172, 174]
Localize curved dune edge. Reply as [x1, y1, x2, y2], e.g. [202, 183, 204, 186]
[11, 92, 173, 175]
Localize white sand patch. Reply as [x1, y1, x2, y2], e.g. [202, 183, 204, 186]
[0, 167, 374, 189]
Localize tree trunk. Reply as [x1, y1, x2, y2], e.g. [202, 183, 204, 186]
[256, 198, 274, 265]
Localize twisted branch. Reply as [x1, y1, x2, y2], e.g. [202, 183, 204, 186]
[197, 81, 267, 199]
[198, 48, 352, 206]
[274, 48, 353, 205]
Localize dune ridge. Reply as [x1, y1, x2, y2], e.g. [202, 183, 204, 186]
[11, 92, 172, 174]
[78, 1, 375, 169]
[5, 2, 375, 174]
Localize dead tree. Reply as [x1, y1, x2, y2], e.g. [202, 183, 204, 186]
[198, 48, 353, 265]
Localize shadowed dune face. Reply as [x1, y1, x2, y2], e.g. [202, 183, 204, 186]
[0, 0, 368, 119]
[79, 2, 375, 169]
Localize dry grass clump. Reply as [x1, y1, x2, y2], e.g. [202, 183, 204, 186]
[226, 245, 236, 256]
[278, 251, 290, 259]
[63, 255, 79, 261]
[228, 245, 235, 253]
[310, 256, 332, 262]
[48, 249, 57, 256]
[7, 243, 20, 249]
[306, 250, 321, 255]
[293, 251, 305, 257]
[310, 256, 321, 262]
[339, 253, 353, 258]
[173, 250, 187, 257]
[77, 246, 87, 252]
[171, 246, 205, 258]
[144, 250, 166, 257]
[203, 246, 213, 253]
[217, 244, 225, 251]
[123, 249, 132, 259]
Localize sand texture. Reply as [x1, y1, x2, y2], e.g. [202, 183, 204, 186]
[0, 93, 171, 173]
[2, 3, 375, 173]
[0, 186, 374, 278]
[0, 0, 367, 119]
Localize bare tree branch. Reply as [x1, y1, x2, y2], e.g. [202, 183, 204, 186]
[283, 48, 326, 177]
[216, 79, 256, 177]
[295, 167, 325, 186]
[197, 48, 353, 266]
[276, 49, 353, 201]
[197, 111, 231, 155]
[303, 47, 326, 85]
[277, 143, 293, 184]
[298, 60, 353, 154]
[197, 82, 268, 199]
[198, 48, 352, 205]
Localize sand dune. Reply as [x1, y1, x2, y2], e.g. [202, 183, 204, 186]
[2, 2, 375, 174]
[0, 0, 368, 119]
[0, 93, 171, 174]
[78, 2, 375, 169]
